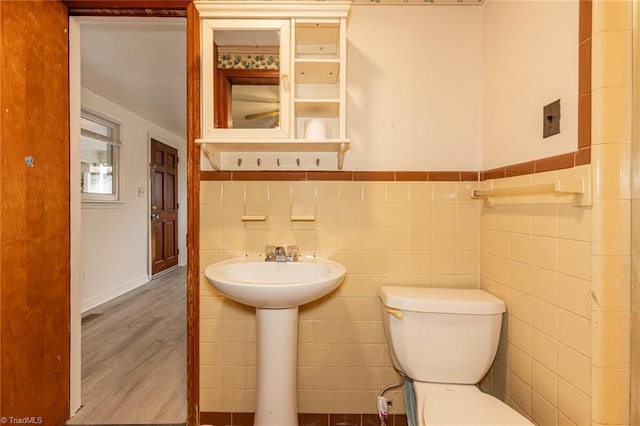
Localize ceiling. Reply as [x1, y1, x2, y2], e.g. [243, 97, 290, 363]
[81, 18, 187, 137]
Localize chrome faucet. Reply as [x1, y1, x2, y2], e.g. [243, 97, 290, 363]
[275, 246, 287, 262]
[265, 245, 298, 262]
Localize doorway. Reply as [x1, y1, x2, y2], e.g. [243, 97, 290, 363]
[69, 16, 188, 423]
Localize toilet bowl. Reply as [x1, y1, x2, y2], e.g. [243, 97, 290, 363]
[416, 383, 532, 425]
[379, 286, 533, 426]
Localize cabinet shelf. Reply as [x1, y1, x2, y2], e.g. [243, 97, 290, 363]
[294, 99, 340, 117]
[199, 138, 350, 170]
[295, 23, 340, 59]
[197, 138, 349, 152]
[295, 60, 339, 83]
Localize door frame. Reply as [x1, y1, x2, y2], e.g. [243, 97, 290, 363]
[69, 16, 82, 416]
[68, 4, 199, 424]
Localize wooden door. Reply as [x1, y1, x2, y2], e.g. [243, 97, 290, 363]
[0, 0, 70, 423]
[150, 138, 179, 276]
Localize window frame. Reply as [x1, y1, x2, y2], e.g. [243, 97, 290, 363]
[80, 108, 123, 204]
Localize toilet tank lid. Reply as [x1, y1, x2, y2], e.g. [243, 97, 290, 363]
[379, 286, 506, 315]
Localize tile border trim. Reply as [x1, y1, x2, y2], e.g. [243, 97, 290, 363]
[199, 148, 590, 182]
[201, 0, 591, 184]
[199, 412, 408, 426]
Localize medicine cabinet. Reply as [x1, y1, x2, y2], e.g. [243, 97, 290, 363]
[195, 1, 351, 170]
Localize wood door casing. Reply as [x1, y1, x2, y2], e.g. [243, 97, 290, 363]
[150, 138, 179, 276]
[64, 3, 199, 423]
[2, 1, 198, 423]
[0, 0, 70, 423]
[186, 4, 200, 423]
[215, 68, 280, 129]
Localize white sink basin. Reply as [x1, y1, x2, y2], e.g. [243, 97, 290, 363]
[204, 257, 346, 308]
[204, 256, 346, 425]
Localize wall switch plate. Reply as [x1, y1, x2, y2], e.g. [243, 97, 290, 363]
[543, 99, 561, 138]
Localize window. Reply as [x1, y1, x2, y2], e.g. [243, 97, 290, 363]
[80, 109, 122, 202]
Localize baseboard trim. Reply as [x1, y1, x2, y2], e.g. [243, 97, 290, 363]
[73, 424, 186, 426]
[81, 274, 149, 313]
[199, 412, 408, 426]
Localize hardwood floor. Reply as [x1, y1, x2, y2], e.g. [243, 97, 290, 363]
[67, 267, 187, 425]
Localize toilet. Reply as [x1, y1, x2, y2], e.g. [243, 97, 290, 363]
[379, 286, 534, 426]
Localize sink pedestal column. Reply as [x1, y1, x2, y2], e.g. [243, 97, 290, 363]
[254, 307, 299, 426]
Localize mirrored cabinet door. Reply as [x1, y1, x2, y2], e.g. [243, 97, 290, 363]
[201, 19, 291, 139]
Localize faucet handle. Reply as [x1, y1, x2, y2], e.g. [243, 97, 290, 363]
[265, 244, 298, 261]
[286, 245, 299, 261]
[274, 246, 287, 262]
[265, 245, 276, 261]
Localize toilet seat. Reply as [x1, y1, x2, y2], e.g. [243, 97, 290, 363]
[419, 383, 533, 426]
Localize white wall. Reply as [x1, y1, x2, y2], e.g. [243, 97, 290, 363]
[346, 5, 483, 171]
[481, 0, 579, 170]
[81, 87, 187, 312]
[346, 1, 579, 171]
[199, 2, 579, 172]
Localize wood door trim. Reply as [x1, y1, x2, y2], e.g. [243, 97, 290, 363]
[64, 0, 189, 16]
[65, 2, 199, 425]
[186, 3, 200, 425]
[215, 68, 280, 129]
[64, 0, 190, 6]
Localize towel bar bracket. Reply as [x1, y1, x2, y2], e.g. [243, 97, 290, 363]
[471, 177, 591, 207]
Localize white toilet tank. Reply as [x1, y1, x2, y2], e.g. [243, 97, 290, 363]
[380, 286, 506, 384]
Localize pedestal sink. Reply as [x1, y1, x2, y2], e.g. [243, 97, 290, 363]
[204, 257, 346, 426]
